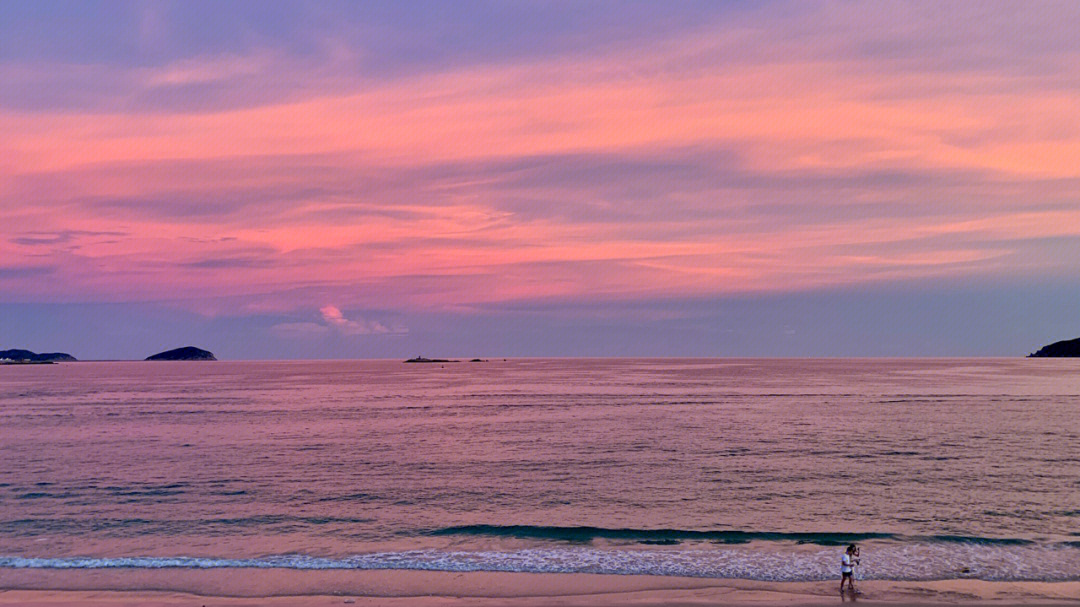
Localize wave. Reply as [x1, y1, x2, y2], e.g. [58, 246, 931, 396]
[0, 515, 377, 535]
[3, 543, 1079, 582]
[428, 525, 893, 544]
[426, 525, 1036, 546]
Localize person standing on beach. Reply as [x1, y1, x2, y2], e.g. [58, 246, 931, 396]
[840, 544, 858, 593]
[852, 544, 860, 585]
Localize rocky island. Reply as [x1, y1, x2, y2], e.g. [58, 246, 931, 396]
[0, 349, 77, 364]
[405, 356, 456, 363]
[145, 346, 217, 361]
[1028, 337, 1080, 358]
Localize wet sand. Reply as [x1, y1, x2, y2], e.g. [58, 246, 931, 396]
[1, 570, 1078, 606]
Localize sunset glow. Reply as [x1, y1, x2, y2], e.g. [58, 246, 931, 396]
[2, 2, 1079, 358]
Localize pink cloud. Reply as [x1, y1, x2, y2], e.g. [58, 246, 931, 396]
[319, 305, 404, 335]
[143, 53, 272, 88]
[2, 3, 1080, 315]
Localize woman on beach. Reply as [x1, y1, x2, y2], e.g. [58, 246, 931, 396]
[840, 544, 859, 593]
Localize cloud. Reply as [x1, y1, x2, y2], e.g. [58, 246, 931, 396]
[319, 305, 405, 335]
[2, 2, 1080, 317]
[179, 256, 276, 269]
[0, 265, 55, 279]
[10, 230, 127, 246]
[144, 53, 269, 87]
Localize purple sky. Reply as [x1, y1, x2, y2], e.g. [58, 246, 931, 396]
[2, 1, 1079, 359]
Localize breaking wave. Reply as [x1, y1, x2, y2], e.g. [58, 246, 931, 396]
[3, 542, 1079, 582]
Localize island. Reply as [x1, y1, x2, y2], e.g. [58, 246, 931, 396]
[0, 349, 77, 364]
[145, 346, 217, 361]
[1028, 337, 1080, 358]
[404, 356, 457, 363]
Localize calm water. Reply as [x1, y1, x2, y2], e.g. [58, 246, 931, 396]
[1, 358, 1079, 583]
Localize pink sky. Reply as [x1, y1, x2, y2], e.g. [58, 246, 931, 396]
[2, 2, 1079, 356]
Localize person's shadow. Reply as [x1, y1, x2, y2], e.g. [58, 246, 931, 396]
[840, 588, 859, 603]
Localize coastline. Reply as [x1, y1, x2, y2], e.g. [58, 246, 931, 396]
[2, 570, 1079, 606]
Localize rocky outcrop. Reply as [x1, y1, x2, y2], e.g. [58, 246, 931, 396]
[1028, 337, 1080, 357]
[145, 346, 217, 361]
[0, 349, 76, 363]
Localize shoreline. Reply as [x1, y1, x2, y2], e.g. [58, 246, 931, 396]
[1, 571, 1078, 606]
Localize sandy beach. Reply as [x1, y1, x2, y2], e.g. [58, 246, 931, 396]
[1, 571, 1079, 606]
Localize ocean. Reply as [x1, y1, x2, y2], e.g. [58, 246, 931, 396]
[2, 358, 1079, 587]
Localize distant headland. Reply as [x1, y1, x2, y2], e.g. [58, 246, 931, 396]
[145, 346, 217, 361]
[0, 349, 77, 364]
[1028, 337, 1080, 358]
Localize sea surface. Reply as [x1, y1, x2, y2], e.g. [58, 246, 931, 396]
[1, 358, 1079, 586]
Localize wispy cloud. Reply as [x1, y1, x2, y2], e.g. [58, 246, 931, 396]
[1, 1, 1078, 322]
[10, 230, 126, 246]
[0, 265, 55, 279]
[319, 305, 404, 335]
[144, 53, 270, 88]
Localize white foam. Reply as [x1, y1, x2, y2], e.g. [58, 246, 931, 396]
[2, 543, 1078, 581]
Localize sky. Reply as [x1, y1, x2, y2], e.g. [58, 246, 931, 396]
[2, 1, 1079, 359]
